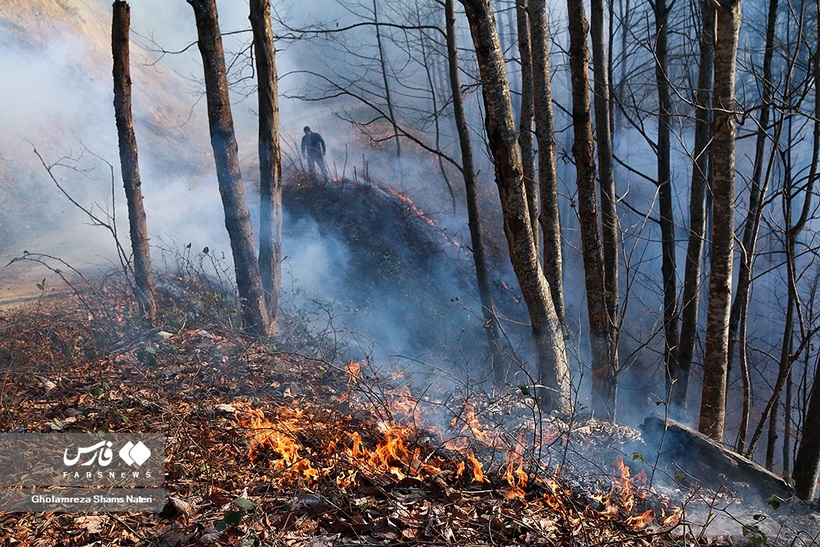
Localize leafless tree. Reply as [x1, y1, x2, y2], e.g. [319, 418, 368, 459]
[459, 0, 571, 411]
[699, 0, 741, 442]
[445, 0, 505, 385]
[188, 0, 270, 337]
[112, 0, 156, 323]
[792, 0, 820, 500]
[672, 0, 715, 421]
[590, 0, 620, 419]
[250, 0, 283, 332]
[529, 0, 565, 327]
[567, 0, 616, 418]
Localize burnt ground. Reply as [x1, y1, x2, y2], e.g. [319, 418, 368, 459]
[0, 287, 735, 546]
[1, 174, 819, 545]
[282, 175, 527, 384]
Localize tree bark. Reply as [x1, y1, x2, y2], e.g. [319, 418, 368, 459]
[567, 0, 616, 419]
[590, 0, 619, 419]
[112, 0, 156, 323]
[460, 0, 571, 412]
[653, 0, 680, 409]
[250, 0, 282, 332]
[795, 373, 820, 500]
[674, 1, 715, 420]
[728, 0, 778, 451]
[445, 0, 505, 386]
[516, 0, 538, 249]
[529, 0, 565, 327]
[792, 0, 820, 498]
[188, 0, 269, 337]
[698, 0, 740, 442]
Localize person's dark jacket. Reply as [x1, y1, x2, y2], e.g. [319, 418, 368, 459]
[301, 132, 326, 158]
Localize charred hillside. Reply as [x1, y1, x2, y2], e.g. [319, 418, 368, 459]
[282, 176, 508, 370]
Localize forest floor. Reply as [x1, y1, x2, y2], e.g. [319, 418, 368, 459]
[1, 280, 814, 546]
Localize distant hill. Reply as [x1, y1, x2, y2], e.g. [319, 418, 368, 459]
[0, 0, 211, 250]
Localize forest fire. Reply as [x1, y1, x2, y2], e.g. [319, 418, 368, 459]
[234, 380, 679, 535]
[382, 186, 465, 251]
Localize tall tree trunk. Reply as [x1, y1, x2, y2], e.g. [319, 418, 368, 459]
[747, 4, 812, 460]
[590, 0, 619, 419]
[445, 0, 505, 386]
[750, 110, 815, 461]
[188, 0, 269, 337]
[460, 0, 571, 412]
[792, 0, 820, 498]
[567, 0, 616, 419]
[698, 0, 740, 442]
[517, 0, 538, 248]
[729, 0, 778, 451]
[112, 0, 156, 323]
[674, 1, 715, 420]
[653, 0, 681, 407]
[250, 0, 282, 332]
[529, 0, 565, 327]
[795, 370, 820, 500]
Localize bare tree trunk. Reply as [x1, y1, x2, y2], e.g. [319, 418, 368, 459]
[416, 3, 457, 214]
[112, 0, 156, 323]
[250, 0, 282, 333]
[460, 0, 571, 412]
[652, 0, 681, 407]
[729, 0, 778, 451]
[793, 0, 820, 498]
[373, 0, 403, 180]
[748, 9, 812, 460]
[529, 0, 565, 327]
[698, 0, 740, 442]
[590, 0, 619, 419]
[188, 0, 269, 337]
[795, 371, 820, 500]
[674, 1, 715, 420]
[784, 367, 794, 474]
[516, 0, 538, 248]
[567, 0, 616, 419]
[445, 0, 505, 385]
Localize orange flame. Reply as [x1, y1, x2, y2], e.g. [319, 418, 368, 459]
[236, 403, 441, 486]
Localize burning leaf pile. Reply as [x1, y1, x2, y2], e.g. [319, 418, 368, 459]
[0, 285, 743, 545]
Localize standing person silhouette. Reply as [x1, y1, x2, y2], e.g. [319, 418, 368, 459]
[301, 126, 328, 180]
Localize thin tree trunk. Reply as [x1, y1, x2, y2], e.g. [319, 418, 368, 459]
[653, 0, 680, 406]
[112, 0, 156, 323]
[792, 0, 820, 498]
[250, 0, 282, 333]
[445, 0, 505, 385]
[188, 0, 269, 337]
[698, 0, 740, 442]
[795, 370, 820, 500]
[784, 367, 794, 475]
[529, 0, 565, 327]
[590, 0, 619, 418]
[460, 0, 571, 412]
[748, 13, 813, 458]
[416, 4, 457, 214]
[567, 0, 615, 419]
[516, 0, 538, 248]
[674, 1, 715, 420]
[373, 0, 403, 180]
[729, 0, 778, 450]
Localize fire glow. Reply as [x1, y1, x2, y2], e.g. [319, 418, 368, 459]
[234, 364, 679, 531]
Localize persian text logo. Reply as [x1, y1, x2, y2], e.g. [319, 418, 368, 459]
[63, 440, 152, 468]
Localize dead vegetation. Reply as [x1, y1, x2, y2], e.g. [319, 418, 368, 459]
[2, 273, 807, 546]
